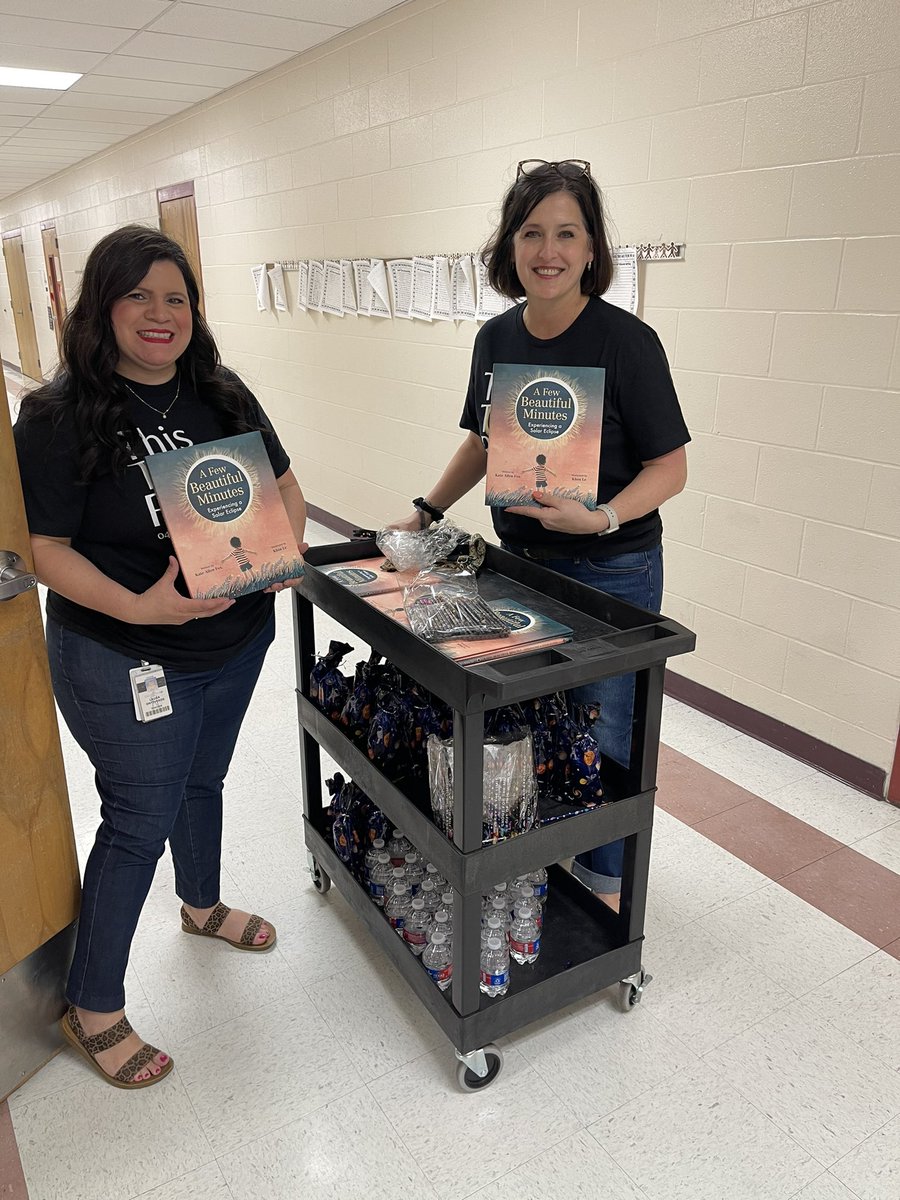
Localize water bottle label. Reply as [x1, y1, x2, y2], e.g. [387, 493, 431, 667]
[389, 915, 405, 931]
[369, 883, 385, 899]
[426, 964, 452, 984]
[509, 937, 540, 955]
[403, 929, 427, 946]
[389, 856, 405, 867]
[480, 970, 509, 987]
[533, 883, 548, 898]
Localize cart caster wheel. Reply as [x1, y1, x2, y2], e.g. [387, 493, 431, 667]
[310, 861, 331, 894]
[617, 969, 652, 1012]
[455, 1044, 504, 1092]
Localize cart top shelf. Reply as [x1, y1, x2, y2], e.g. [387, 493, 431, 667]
[298, 541, 695, 711]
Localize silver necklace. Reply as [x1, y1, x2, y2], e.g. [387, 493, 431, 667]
[121, 372, 180, 418]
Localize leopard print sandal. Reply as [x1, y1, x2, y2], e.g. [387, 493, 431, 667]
[60, 1005, 173, 1090]
[180, 901, 276, 951]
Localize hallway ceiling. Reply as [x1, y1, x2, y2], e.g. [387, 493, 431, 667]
[0, 0, 407, 203]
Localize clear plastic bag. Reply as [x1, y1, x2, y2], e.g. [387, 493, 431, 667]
[427, 732, 538, 844]
[403, 567, 510, 642]
[376, 522, 468, 573]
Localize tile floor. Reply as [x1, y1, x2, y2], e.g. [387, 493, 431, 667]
[4, 367, 900, 1199]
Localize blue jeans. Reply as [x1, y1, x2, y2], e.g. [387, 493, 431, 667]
[508, 544, 663, 893]
[48, 616, 274, 1011]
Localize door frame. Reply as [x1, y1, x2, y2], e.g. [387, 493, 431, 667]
[40, 222, 67, 360]
[2, 231, 42, 381]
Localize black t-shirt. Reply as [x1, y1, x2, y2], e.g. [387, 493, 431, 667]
[13, 374, 291, 670]
[460, 297, 690, 555]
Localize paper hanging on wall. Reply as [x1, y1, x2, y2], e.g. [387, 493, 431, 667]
[321, 260, 345, 316]
[387, 259, 413, 319]
[604, 247, 639, 315]
[475, 257, 510, 321]
[352, 258, 373, 315]
[307, 260, 325, 311]
[296, 260, 309, 311]
[367, 259, 392, 318]
[251, 264, 271, 312]
[340, 260, 357, 315]
[410, 256, 435, 321]
[431, 256, 453, 321]
[450, 255, 477, 321]
[267, 264, 288, 312]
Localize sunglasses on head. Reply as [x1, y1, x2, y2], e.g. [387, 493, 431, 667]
[516, 159, 591, 180]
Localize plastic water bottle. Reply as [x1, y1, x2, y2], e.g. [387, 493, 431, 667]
[480, 935, 510, 996]
[508, 904, 541, 964]
[484, 896, 511, 935]
[403, 852, 425, 896]
[481, 915, 504, 945]
[368, 851, 393, 907]
[386, 829, 412, 866]
[440, 890, 455, 913]
[518, 867, 548, 905]
[424, 862, 447, 892]
[385, 881, 411, 935]
[402, 896, 430, 955]
[427, 907, 453, 943]
[423, 931, 452, 990]
[513, 885, 542, 928]
[419, 878, 440, 917]
[490, 881, 510, 903]
[364, 838, 386, 883]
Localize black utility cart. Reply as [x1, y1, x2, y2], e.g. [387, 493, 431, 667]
[292, 542, 695, 1091]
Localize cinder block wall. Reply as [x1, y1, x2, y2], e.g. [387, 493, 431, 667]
[2, 0, 898, 780]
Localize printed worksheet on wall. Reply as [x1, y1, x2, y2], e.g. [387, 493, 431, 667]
[307, 260, 325, 311]
[340, 259, 357, 315]
[367, 260, 392, 318]
[267, 264, 287, 312]
[475, 257, 511, 321]
[431, 255, 453, 321]
[604, 247, 639, 315]
[410, 256, 435, 320]
[296, 260, 309, 311]
[387, 258, 413, 319]
[450, 254, 477, 320]
[352, 258, 373, 315]
[322, 260, 344, 316]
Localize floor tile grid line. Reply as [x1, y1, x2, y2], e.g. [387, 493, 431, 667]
[696, 1016, 900, 1179]
[824, 1111, 897, 1200]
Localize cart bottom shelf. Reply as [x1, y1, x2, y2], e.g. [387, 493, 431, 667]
[304, 820, 645, 1054]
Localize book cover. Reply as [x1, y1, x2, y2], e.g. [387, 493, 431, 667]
[365, 593, 572, 664]
[485, 363, 605, 509]
[319, 556, 404, 596]
[145, 431, 304, 600]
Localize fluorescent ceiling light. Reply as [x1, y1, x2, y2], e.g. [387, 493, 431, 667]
[0, 67, 82, 90]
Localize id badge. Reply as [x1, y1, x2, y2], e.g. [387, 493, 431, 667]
[129, 663, 173, 723]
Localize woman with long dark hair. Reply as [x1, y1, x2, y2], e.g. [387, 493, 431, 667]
[395, 160, 689, 910]
[14, 225, 306, 1089]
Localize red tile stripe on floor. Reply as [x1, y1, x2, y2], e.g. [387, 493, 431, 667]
[657, 743, 900, 960]
[0, 1101, 28, 1198]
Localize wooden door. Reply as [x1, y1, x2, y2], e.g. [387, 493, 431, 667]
[158, 182, 205, 316]
[0, 367, 80, 1102]
[2, 234, 42, 381]
[40, 225, 67, 359]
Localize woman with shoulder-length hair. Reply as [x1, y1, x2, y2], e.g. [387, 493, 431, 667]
[14, 224, 307, 1089]
[393, 160, 689, 910]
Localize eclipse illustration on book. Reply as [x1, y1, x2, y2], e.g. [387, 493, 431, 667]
[146, 432, 305, 599]
[485, 363, 605, 509]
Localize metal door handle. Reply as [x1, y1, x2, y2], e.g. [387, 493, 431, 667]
[0, 551, 37, 601]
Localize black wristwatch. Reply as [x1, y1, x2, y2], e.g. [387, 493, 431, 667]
[412, 496, 445, 523]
